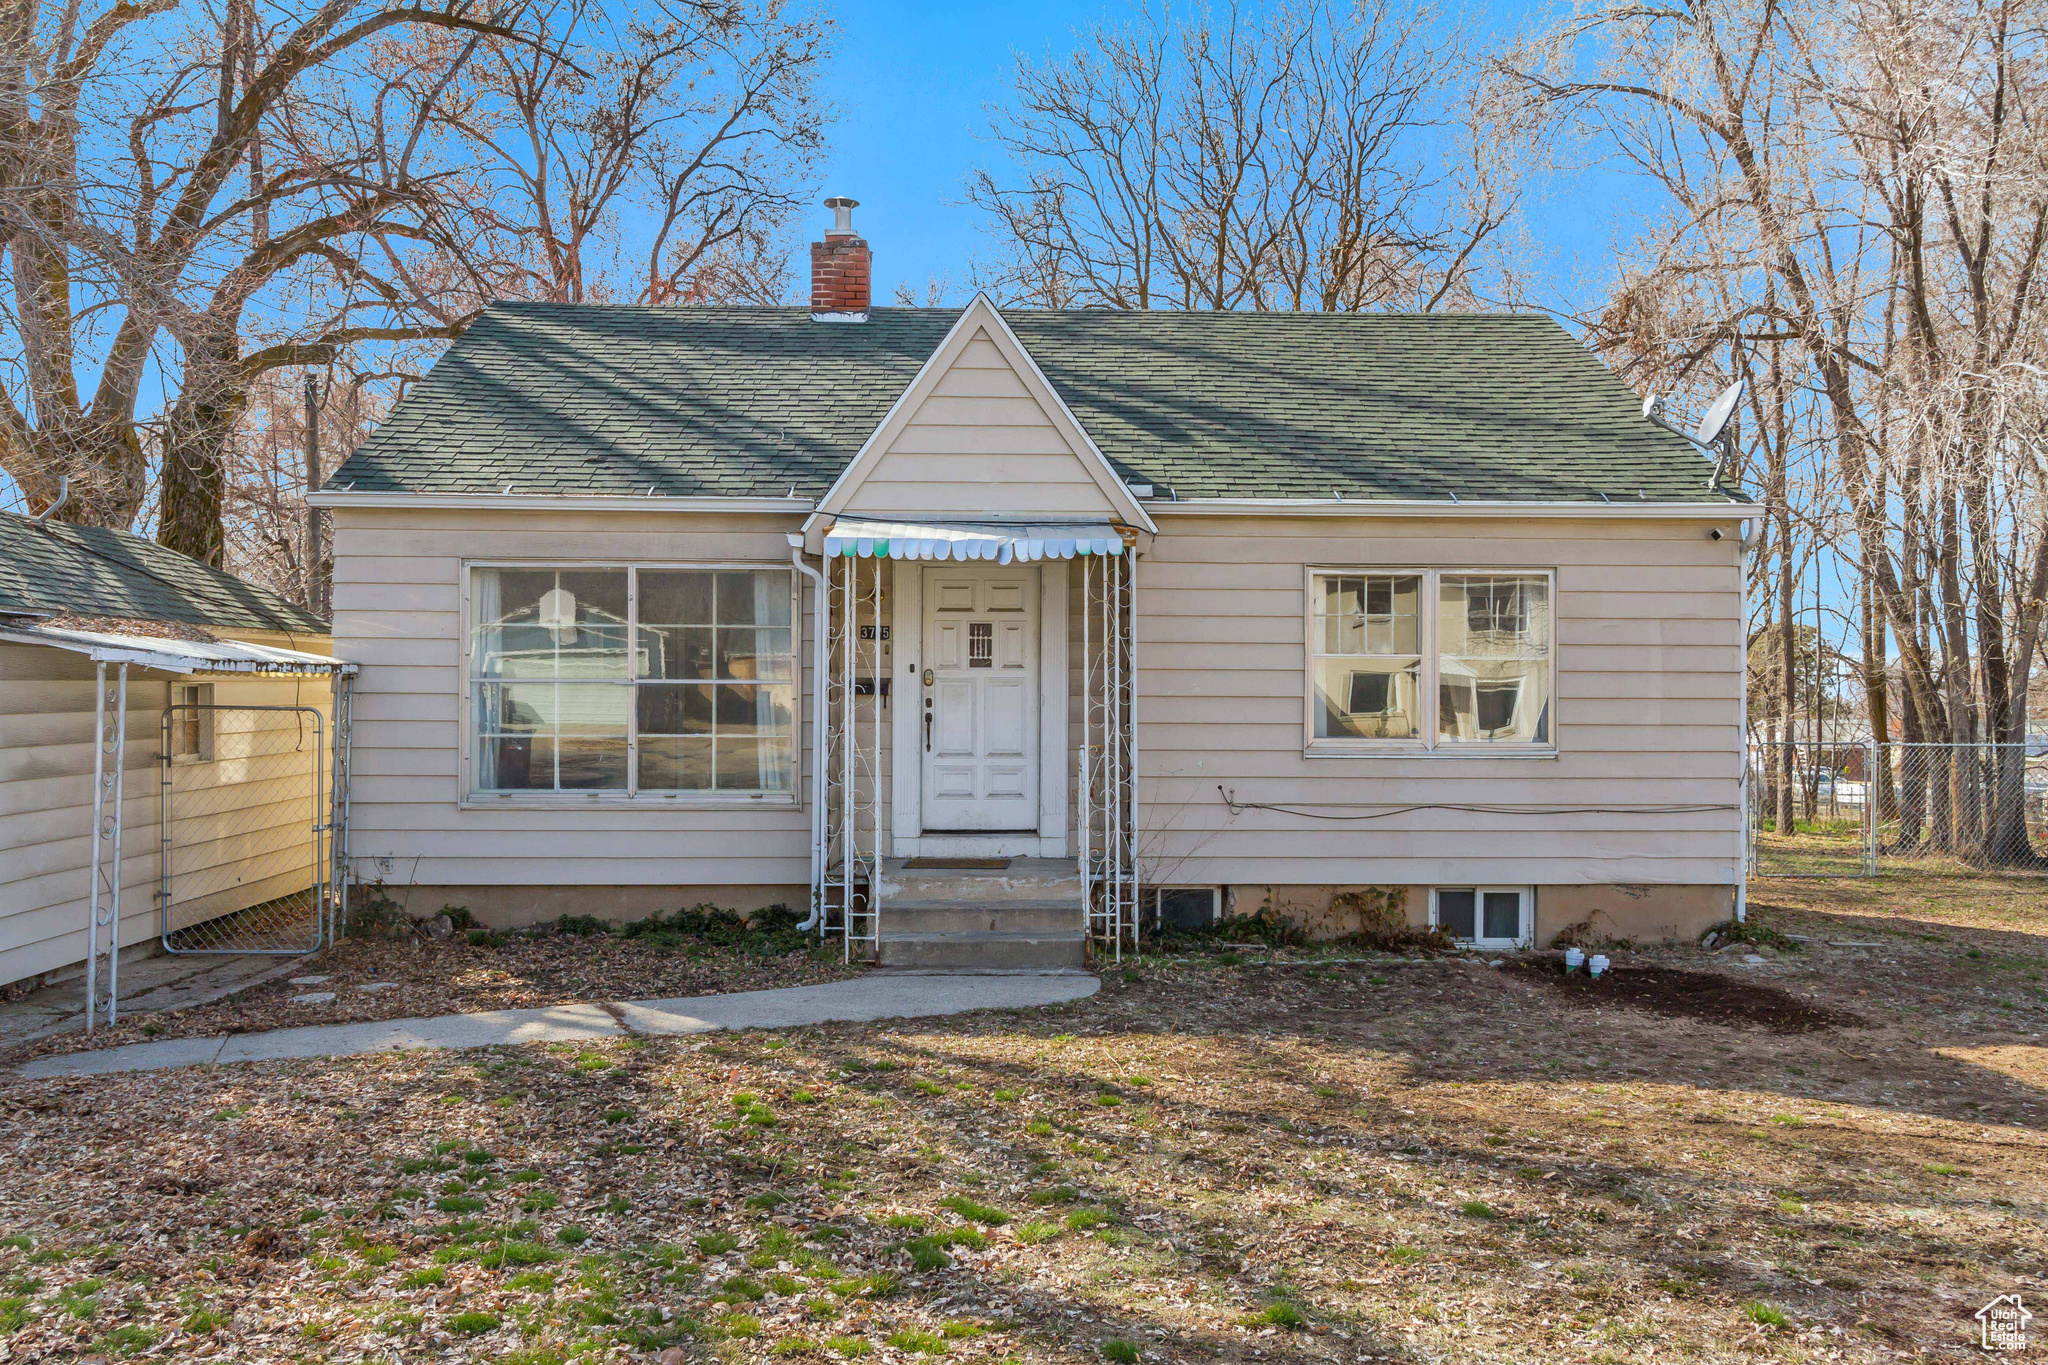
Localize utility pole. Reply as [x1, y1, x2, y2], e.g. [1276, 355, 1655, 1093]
[304, 373, 327, 617]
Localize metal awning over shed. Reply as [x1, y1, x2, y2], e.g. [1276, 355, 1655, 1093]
[823, 519, 1126, 562]
[0, 624, 355, 1032]
[0, 624, 356, 676]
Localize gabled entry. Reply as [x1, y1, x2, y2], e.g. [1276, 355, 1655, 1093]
[803, 294, 1158, 542]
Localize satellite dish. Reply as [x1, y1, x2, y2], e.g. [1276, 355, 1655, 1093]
[1641, 392, 1663, 420]
[1695, 381, 1745, 446]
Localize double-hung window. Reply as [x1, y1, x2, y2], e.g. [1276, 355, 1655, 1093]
[1310, 569, 1553, 752]
[469, 566, 795, 798]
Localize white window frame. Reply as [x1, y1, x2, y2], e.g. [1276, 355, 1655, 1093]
[1431, 885, 1533, 949]
[168, 682, 214, 764]
[460, 560, 802, 808]
[1304, 566, 1557, 758]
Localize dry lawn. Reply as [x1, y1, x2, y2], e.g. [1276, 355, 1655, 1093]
[2, 874, 2045, 1363]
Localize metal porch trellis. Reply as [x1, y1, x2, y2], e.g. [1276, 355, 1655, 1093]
[1079, 547, 1138, 958]
[808, 525, 1140, 962]
[819, 550, 884, 959]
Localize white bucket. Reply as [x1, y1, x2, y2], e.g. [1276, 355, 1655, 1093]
[1588, 954, 1610, 978]
[1563, 947, 1586, 973]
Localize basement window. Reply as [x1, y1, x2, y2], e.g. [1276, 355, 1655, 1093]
[1144, 886, 1221, 930]
[1431, 887, 1531, 949]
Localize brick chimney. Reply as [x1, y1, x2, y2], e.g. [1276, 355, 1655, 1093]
[810, 196, 870, 321]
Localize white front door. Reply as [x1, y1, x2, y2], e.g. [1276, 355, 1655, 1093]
[922, 567, 1038, 831]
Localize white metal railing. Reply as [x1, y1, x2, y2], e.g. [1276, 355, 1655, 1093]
[1079, 546, 1138, 958]
[819, 552, 884, 959]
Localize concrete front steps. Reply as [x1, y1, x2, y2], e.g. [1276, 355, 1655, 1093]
[874, 858, 1086, 969]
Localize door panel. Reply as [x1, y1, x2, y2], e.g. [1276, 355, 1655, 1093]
[922, 567, 1039, 830]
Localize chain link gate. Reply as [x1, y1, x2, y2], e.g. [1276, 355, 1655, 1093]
[1748, 739, 2048, 877]
[157, 702, 334, 953]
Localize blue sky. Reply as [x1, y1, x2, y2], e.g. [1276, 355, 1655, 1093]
[810, 0, 1634, 314]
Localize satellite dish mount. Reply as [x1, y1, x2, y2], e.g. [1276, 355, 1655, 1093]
[1642, 378, 1746, 489]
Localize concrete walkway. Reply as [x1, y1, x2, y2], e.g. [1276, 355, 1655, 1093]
[0, 952, 310, 1050]
[13, 971, 1100, 1080]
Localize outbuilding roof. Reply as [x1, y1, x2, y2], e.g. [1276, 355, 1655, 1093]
[0, 511, 327, 636]
[326, 304, 1737, 505]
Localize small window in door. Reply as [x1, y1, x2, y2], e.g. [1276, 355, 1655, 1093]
[169, 683, 214, 763]
[1431, 886, 1529, 948]
[968, 621, 993, 668]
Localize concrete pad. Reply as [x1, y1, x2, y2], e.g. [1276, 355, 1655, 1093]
[18, 1035, 228, 1079]
[290, 992, 337, 1005]
[617, 971, 1099, 1035]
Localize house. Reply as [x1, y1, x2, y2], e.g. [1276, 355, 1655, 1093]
[0, 508, 347, 997]
[309, 201, 1758, 967]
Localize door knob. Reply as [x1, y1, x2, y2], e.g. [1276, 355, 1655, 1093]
[922, 668, 934, 687]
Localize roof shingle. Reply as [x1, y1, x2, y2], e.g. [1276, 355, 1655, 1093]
[326, 304, 1734, 504]
[0, 512, 327, 636]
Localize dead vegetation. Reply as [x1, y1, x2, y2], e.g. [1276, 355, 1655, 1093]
[1, 873, 2044, 1362]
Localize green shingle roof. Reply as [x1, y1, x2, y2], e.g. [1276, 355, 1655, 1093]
[326, 304, 1736, 504]
[0, 512, 327, 635]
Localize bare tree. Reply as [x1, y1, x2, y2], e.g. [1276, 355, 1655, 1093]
[1503, 0, 2048, 861]
[439, 0, 829, 305]
[1, 0, 830, 565]
[0, 0, 539, 547]
[969, 0, 1529, 311]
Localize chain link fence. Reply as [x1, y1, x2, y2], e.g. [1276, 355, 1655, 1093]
[158, 703, 332, 953]
[1749, 739, 2048, 877]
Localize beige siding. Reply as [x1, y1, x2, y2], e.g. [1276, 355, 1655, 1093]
[841, 332, 1119, 518]
[0, 642, 332, 989]
[1132, 513, 1745, 889]
[329, 507, 815, 895]
[330, 504, 1742, 907]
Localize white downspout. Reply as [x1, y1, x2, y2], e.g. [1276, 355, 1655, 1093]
[1736, 520, 1751, 923]
[791, 538, 828, 933]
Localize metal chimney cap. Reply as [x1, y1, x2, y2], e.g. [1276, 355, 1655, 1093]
[823, 196, 859, 235]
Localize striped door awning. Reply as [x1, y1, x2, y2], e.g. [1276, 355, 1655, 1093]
[822, 519, 1125, 562]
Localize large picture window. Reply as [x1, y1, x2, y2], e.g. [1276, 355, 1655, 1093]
[469, 566, 794, 797]
[1311, 569, 1552, 751]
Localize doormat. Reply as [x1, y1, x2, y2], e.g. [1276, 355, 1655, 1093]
[903, 856, 1012, 870]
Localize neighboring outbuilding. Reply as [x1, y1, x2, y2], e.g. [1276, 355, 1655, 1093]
[310, 202, 1760, 967]
[0, 509, 350, 1003]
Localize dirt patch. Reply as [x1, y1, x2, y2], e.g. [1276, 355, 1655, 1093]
[1506, 958, 1866, 1033]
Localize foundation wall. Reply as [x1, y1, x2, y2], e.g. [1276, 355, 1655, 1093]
[1222, 883, 1732, 946]
[361, 884, 811, 931]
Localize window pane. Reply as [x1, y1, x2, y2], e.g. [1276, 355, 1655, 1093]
[1483, 891, 1523, 941]
[1314, 659, 1420, 739]
[715, 683, 793, 737]
[637, 682, 713, 735]
[639, 735, 714, 790]
[639, 569, 715, 626]
[1438, 575, 1550, 744]
[476, 682, 626, 791]
[715, 736, 793, 791]
[1316, 574, 1419, 658]
[471, 568, 629, 679]
[556, 735, 628, 789]
[717, 570, 790, 625]
[484, 734, 553, 789]
[639, 624, 713, 679]
[1436, 889, 1476, 939]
